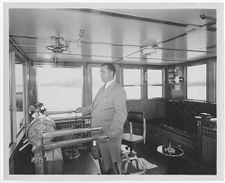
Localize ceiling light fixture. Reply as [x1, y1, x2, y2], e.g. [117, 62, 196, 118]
[141, 39, 158, 56]
[142, 46, 157, 56]
[46, 36, 69, 53]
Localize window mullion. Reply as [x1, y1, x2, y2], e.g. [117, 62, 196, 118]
[9, 51, 17, 143]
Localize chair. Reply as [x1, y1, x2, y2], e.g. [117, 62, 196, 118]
[121, 110, 147, 174]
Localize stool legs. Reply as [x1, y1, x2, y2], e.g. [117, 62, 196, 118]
[121, 152, 146, 174]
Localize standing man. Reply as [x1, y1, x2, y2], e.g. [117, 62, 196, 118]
[75, 63, 127, 174]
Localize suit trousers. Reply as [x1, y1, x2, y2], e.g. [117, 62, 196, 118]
[96, 135, 122, 174]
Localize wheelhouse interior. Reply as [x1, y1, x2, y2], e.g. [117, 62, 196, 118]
[5, 5, 220, 177]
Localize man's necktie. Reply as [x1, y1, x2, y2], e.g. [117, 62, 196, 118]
[103, 83, 106, 91]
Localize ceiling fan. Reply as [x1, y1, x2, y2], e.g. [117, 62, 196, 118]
[46, 36, 72, 62]
[139, 34, 216, 59]
[46, 29, 85, 62]
[46, 36, 69, 53]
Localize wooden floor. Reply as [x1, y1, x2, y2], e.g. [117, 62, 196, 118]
[62, 143, 214, 175]
[12, 141, 215, 175]
[132, 143, 215, 175]
[63, 151, 101, 174]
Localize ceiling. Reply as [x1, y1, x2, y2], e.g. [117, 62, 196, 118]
[9, 8, 217, 65]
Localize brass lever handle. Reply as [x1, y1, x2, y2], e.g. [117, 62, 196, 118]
[19, 142, 29, 151]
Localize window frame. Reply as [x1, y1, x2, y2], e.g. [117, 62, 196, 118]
[186, 63, 207, 101]
[91, 65, 103, 102]
[14, 61, 26, 137]
[147, 68, 164, 99]
[35, 65, 84, 111]
[9, 51, 28, 146]
[123, 66, 142, 100]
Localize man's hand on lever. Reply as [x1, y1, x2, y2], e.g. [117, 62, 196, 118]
[74, 107, 82, 113]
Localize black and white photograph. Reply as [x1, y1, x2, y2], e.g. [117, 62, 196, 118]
[2, 2, 224, 182]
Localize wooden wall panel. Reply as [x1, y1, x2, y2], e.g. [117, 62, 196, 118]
[207, 60, 216, 103]
[166, 66, 185, 99]
[126, 98, 166, 120]
[202, 135, 217, 166]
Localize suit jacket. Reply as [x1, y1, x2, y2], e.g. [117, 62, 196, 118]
[81, 81, 127, 138]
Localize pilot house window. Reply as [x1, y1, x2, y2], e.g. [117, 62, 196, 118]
[92, 67, 104, 101]
[123, 68, 141, 99]
[15, 63, 24, 133]
[147, 69, 163, 99]
[187, 64, 206, 101]
[36, 66, 83, 111]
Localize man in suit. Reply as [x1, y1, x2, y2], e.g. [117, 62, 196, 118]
[75, 63, 127, 174]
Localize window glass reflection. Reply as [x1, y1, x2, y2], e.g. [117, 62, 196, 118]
[15, 64, 24, 132]
[37, 67, 83, 111]
[187, 64, 206, 100]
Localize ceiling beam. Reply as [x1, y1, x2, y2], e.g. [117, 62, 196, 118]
[32, 59, 180, 67]
[156, 46, 216, 53]
[72, 9, 193, 28]
[168, 56, 216, 67]
[72, 9, 216, 33]
[157, 20, 216, 45]
[9, 36, 30, 62]
[25, 51, 187, 62]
